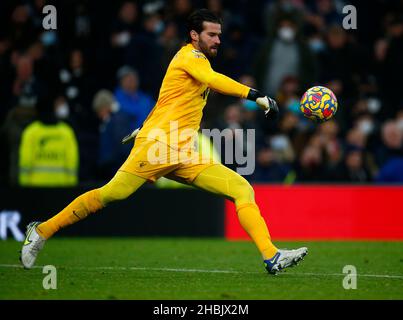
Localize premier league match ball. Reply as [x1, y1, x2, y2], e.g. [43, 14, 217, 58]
[300, 86, 338, 123]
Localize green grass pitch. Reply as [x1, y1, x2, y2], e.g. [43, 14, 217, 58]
[0, 238, 402, 299]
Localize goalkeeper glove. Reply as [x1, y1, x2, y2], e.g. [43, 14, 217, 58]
[121, 127, 141, 144]
[247, 89, 279, 120]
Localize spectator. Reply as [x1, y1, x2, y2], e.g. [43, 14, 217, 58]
[376, 15, 403, 120]
[305, 0, 343, 30]
[26, 40, 58, 85]
[238, 74, 265, 143]
[58, 49, 95, 125]
[397, 109, 403, 131]
[18, 94, 79, 187]
[107, 1, 141, 84]
[250, 145, 291, 182]
[213, 103, 248, 172]
[114, 66, 155, 129]
[375, 120, 403, 182]
[57, 49, 97, 183]
[72, 3, 92, 46]
[11, 54, 43, 109]
[168, 0, 193, 39]
[262, 0, 305, 37]
[159, 21, 182, 70]
[319, 120, 342, 164]
[318, 25, 368, 102]
[276, 76, 300, 110]
[1, 104, 37, 186]
[7, 4, 40, 51]
[278, 110, 308, 156]
[124, 13, 165, 96]
[215, 18, 259, 79]
[306, 26, 326, 57]
[254, 16, 316, 97]
[205, 0, 231, 23]
[339, 147, 372, 183]
[92, 89, 134, 179]
[346, 127, 367, 150]
[270, 133, 295, 165]
[110, 1, 140, 49]
[295, 144, 324, 182]
[0, 36, 12, 121]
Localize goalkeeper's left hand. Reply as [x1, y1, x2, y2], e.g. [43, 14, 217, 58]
[121, 127, 141, 144]
[247, 89, 279, 120]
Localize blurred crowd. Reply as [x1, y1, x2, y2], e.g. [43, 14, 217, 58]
[1, 0, 403, 186]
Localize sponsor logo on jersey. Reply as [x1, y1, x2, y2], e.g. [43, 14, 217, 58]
[192, 49, 206, 59]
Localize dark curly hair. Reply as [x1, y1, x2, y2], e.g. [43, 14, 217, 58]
[186, 9, 222, 43]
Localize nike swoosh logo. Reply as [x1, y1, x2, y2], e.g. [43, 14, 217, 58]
[267, 253, 280, 264]
[23, 224, 36, 246]
[24, 230, 33, 245]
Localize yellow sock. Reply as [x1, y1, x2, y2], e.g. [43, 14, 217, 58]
[36, 171, 146, 239]
[192, 164, 278, 260]
[36, 189, 103, 239]
[236, 203, 278, 260]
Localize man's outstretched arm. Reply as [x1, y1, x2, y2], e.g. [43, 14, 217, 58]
[202, 71, 279, 120]
[182, 53, 279, 119]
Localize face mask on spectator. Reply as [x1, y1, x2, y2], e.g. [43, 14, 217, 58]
[271, 135, 289, 151]
[66, 86, 79, 99]
[278, 27, 295, 42]
[281, 1, 294, 12]
[358, 119, 374, 135]
[41, 31, 57, 46]
[111, 101, 120, 113]
[153, 21, 164, 34]
[367, 98, 381, 114]
[286, 98, 300, 114]
[309, 39, 325, 53]
[55, 103, 70, 119]
[116, 31, 131, 46]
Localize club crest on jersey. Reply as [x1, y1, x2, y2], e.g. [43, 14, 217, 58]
[192, 49, 206, 59]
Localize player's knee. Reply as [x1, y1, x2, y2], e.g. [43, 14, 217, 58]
[241, 182, 255, 204]
[231, 177, 255, 205]
[98, 171, 145, 205]
[109, 187, 132, 202]
[99, 181, 132, 205]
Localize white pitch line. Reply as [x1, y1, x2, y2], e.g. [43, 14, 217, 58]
[0, 264, 43, 270]
[127, 267, 247, 274]
[291, 272, 403, 280]
[1, 264, 403, 279]
[0, 264, 249, 274]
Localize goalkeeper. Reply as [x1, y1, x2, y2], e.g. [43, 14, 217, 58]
[21, 9, 307, 274]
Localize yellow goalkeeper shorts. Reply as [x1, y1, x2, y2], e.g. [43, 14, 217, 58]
[119, 138, 218, 184]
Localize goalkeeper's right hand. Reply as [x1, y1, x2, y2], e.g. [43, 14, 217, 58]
[247, 89, 279, 120]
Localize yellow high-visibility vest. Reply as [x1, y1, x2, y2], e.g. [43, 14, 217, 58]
[18, 121, 79, 187]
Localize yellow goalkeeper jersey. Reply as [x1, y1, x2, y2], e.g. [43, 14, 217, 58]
[136, 43, 250, 149]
